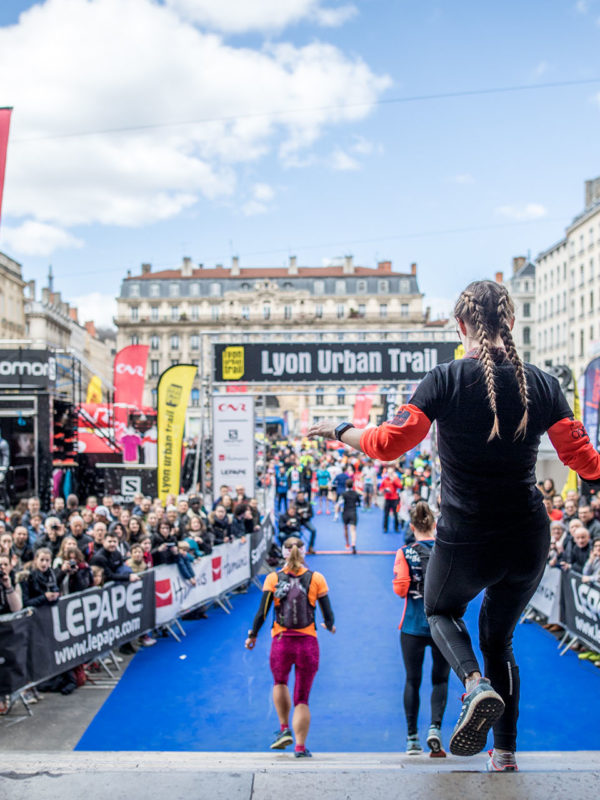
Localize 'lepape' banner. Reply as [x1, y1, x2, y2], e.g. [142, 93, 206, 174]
[0, 107, 12, 230]
[157, 364, 197, 503]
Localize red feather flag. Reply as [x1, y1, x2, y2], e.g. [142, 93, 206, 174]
[0, 108, 12, 231]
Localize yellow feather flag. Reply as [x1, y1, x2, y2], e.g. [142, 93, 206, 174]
[562, 370, 581, 499]
[157, 364, 197, 503]
[86, 375, 102, 404]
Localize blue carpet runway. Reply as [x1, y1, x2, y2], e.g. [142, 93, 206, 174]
[76, 506, 600, 751]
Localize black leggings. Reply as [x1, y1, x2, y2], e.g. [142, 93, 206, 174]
[424, 515, 549, 751]
[400, 632, 450, 737]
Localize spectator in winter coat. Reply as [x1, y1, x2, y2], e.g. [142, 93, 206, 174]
[11, 525, 34, 567]
[185, 515, 212, 556]
[577, 505, 600, 540]
[151, 521, 181, 565]
[68, 515, 92, 550]
[560, 527, 592, 574]
[20, 548, 60, 607]
[209, 505, 232, 545]
[0, 553, 22, 614]
[278, 504, 302, 543]
[34, 517, 65, 559]
[90, 533, 139, 583]
[55, 545, 93, 595]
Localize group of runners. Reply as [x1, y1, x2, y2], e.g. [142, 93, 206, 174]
[245, 280, 600, 772]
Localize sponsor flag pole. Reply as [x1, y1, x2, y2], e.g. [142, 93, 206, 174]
[157, 364, 197, 503]
[0, 107, 13, 232]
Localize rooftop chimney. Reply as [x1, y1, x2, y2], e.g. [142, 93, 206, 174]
[126, 270, 132, 278]
[289, 255, 298, 275]
[85, 321, 97, 337]
[343, 254, 354, 274]
[495, 271, 504, 284]
[231, 256, 240, 276]
[141, 262, 152, 275]
[182, 256, 193, 277]
[26, 279, 36, 300]
[512, 256, 526, 274]
[68, 307, 78, 322]
[410, 263, 417, 276]
[378, 260, 392, 273]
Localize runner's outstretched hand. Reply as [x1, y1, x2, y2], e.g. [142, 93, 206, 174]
[245, 636, 257, 649]
[321, 623, 336, 634]
[308, 421, 337, 440]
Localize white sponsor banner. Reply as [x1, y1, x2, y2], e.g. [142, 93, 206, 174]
[529, 565, 562, 624]
[154, 539, 250, 625]
[213, 395, 255, 502]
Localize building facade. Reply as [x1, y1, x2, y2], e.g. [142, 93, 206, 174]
[24, 274, 114, 397]
[495, 256, 536, 364]
[0, 251, 26, 340]
[536, 176, 600, 377]
[115, 256, 439, 431]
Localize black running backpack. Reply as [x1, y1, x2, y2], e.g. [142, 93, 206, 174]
[274, 570, 315, 629]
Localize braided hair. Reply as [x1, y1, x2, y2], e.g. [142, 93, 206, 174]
[454, 280, 528, 442]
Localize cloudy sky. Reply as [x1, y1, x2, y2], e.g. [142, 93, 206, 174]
[0, 0, 599, 327]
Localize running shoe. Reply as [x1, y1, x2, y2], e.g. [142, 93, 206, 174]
[449, 678, 505, 757]
[406, 735, 423, 755]
[352, 545, 357, 554]
[270, 728, 293, 750]
[486, 749, 518, 772]
[426, 724, 443, 754]
[308, 547, 316, 555]
[294, 748, 312, 758]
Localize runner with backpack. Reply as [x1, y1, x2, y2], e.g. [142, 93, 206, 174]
[245, 536, 336, 757]
[393, 501, 450, 757]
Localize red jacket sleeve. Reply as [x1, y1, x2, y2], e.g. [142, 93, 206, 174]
[393, 548, 410, 597]
[360, 404, 432, 461]
[547, 418, 600, 480]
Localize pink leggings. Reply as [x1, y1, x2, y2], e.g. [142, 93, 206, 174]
[270, 633, 320, 706]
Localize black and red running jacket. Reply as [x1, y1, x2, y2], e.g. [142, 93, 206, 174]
[361, 350, 600, 533]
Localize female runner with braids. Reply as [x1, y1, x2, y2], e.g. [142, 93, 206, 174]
[245, 537, 335, 757]
[309, 279, 600, 772]
[393, 501, 450, 757]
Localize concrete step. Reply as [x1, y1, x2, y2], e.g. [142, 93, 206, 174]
[1, 751, 599, 800]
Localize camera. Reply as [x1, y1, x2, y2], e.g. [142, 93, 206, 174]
[69, 559, 78, 569]
[51, 525, 61, 531]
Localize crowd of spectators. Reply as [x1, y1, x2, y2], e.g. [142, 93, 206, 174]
[0, 485, 265, 710]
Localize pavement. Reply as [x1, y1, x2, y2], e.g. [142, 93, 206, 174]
[1, 751, 599, 800]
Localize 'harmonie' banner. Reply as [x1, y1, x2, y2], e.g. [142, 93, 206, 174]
[561, 570, 600, 652]
[154, 539, 250, 625]
[157, 364, 197, 503]
[214, 342, 455, 384]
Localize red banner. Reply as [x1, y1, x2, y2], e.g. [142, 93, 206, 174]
[352, 385, 377, 428]
[113, 345, 149, 440]
[0, 108, 13, 231]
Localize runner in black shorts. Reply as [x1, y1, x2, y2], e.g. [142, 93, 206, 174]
[310, 279, 600, 772]
[336, 479, 361, 554]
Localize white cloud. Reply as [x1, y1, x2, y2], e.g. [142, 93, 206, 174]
[533, 60, 549, 78]
[313, 4, 357, 27]
[495, 203, 548, 221]
[576, 0, 589, 12]
[330, 148, 360, 170]
[71, 291, 117, 329]
[166, 0, 357, 33]
[0, 220, 83, 256]
[0, 0, 389, 247]
[451, 173, 475, 185]
[242, 182, 276, 215]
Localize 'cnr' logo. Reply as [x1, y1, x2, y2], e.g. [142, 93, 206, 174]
[116, 363, 144, 377]
[218, 402, 247, 412]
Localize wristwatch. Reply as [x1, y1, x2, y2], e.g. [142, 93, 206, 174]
[335, 422, 355, 441]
